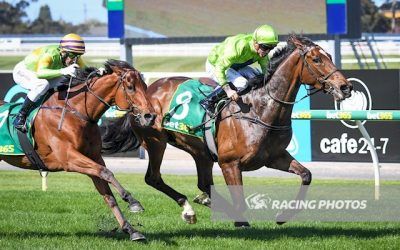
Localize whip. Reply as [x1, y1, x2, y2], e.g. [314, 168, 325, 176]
[57, 57, 77, 131]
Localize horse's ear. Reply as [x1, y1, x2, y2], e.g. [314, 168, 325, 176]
[107, 65, 124, 75]
[290, 35, 305, 49]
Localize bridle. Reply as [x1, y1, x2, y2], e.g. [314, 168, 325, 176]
[234, 44, 338, 131]
[85, 69, 144, 117]
[43, 69, 147, 125]
[266, 45, 338, 105]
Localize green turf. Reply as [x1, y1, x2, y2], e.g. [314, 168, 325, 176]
[0, 170, 399, 249]
[0, 56, 25, 70]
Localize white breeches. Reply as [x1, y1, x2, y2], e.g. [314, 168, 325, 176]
[205, 60, 261, 90]
[13, 61, 64, 102]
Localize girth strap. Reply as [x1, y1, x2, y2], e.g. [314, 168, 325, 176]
[17, 130, 49, 173]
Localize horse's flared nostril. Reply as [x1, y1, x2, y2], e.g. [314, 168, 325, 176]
[143, 113, 156, 123]
[340, 85, 352, 98]
[340, 85, 351, 93]
[144, 113, 152, 120]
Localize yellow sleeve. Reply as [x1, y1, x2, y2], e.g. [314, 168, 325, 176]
[36, 55, 62, 79]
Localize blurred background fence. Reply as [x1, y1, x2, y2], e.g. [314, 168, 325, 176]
[1, 33, 399, 69]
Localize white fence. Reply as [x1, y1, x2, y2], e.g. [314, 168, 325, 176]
[0, 35, 399, 64]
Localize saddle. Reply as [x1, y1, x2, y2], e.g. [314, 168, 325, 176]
[198, 77, 219, 88]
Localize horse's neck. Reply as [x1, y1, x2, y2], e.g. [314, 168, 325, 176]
[66, 75, 117, 122]
[256, 51, 301, 124]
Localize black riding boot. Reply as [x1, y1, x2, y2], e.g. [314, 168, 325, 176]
[13, 97, 35, 133]
[199, 87, 226, 115]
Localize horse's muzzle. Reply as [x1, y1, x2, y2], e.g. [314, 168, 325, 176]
[134, 113, 156, 127]
[340, 84, 353, 98]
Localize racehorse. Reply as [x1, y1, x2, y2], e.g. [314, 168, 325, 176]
[102, 35, 353, 225]
[0, 59, 155, 241]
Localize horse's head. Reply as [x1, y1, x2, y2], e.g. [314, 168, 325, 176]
[290, 35, 352, 101]
[104, 59, 156, 127]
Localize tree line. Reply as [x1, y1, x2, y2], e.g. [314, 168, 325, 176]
[0, 0, 105, 35]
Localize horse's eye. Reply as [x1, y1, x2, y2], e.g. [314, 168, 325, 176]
[312, 57, 322, 63]
[126, 83, 135, 92]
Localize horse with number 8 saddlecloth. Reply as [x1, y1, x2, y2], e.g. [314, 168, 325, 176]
[102, 35, 353, 226]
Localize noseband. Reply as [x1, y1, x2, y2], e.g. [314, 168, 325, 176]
[266, 45, 338, 105]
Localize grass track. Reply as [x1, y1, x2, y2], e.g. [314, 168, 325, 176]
[0, 170, 399, 249]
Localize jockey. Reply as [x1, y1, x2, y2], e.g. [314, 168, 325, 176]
[201, 24, 279, 114]
[12, 33, 86, 132]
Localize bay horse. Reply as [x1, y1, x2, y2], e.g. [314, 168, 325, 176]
[0, 59, 155, 241]
[102, 35, 352, 225]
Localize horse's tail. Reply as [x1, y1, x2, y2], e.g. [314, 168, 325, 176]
[101, 113, 140, 154]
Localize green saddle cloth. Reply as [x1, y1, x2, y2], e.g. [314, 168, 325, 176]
[162, 79, 216, 138]
[0, 102, 40, 155]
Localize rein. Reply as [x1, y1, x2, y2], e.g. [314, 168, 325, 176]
[265, 46, 337, 105]
[234, 44, 338, 131]
[85, 70, 142, 114]
[232, 114, 292, 131]
[50, 69, 144, 124]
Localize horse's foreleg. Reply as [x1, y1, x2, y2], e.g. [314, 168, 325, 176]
[94, 157, 144, 213]
[90, 176, 145, 241]
[144, 140, 196, 224]
[219, 162, 250, 227]
[62, 149, 144, 213]
[268, 150, 312, 185]
[268, 150, 312, 224]
[193, 155, 214, 207]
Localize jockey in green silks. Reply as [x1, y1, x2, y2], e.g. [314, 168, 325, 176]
[200, 24, 279, 114]
[12, 33, 104, 132]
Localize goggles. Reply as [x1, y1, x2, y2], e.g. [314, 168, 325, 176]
[258, 43, 276, 51]
[66, 52, 81, 59]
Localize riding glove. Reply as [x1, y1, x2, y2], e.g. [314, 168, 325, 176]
[60, 63, 79, 77]
[97, 67, 106, 76]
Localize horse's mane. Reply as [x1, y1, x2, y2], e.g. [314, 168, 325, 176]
[104, 59, 136, 71]
[61, 59, 136, 86]
[247, 34, 316, 89]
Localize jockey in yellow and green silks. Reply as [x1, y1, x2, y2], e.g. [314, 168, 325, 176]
[200, 24, 279, 114]
[12, 33, 87, 132]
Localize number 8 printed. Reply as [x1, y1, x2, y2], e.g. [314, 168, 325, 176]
[172, 91, 192, 120]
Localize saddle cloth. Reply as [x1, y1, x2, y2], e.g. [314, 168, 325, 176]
[162, 79, 216, 139]
[0, 102, 40, 155]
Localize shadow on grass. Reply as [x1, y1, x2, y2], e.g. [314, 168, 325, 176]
[0, 225, 399, 245]
[144, 225, 400, 244]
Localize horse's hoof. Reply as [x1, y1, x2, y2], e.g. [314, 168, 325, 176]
[130, 231, 146, 241]
[182, 213, 197, 224]
[129, 203, 145, 213]
[234, 221, 251, 228]
[193, 193, 211, 207]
